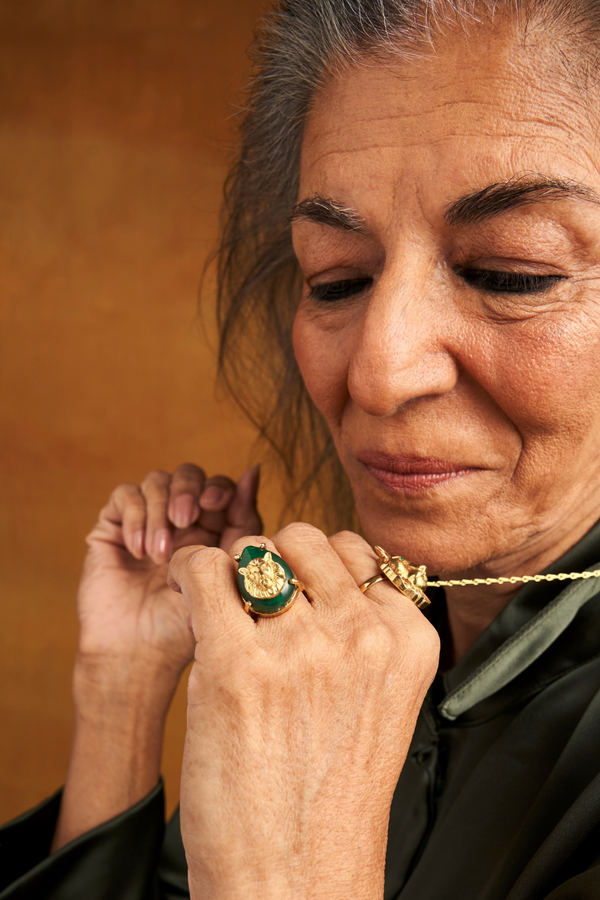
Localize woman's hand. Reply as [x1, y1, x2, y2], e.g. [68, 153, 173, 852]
[52, 463, 262, 852]
[76, 462, 262, 672]
[169, 524, 440, 900]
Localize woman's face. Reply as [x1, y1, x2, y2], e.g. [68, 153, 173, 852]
[292, 23, 600, 575]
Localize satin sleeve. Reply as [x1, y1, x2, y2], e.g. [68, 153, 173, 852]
[543, 867, 600, 899]
[0, 781, 186, 900]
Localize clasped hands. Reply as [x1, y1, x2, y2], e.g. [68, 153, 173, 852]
[60, 463, 439, 900]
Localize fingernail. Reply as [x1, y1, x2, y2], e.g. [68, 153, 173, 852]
[240, 464, 260, 488]
[133, 530, 144, 558]
[172, 494, 196, 529]
[155, 529, 171, 559]
[200, 486, 225, 509]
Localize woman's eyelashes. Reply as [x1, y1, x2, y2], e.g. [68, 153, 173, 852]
[309, 277, 373, 303]
[308, 269, 566, 304]
[456, 268, 566, 295]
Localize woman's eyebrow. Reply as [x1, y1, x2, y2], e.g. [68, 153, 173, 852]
[291, 195, 368, 232]
[291, 179, 600, 233]
[445, 176, 600, 227]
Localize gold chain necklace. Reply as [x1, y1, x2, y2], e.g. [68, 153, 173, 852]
[434, 570, 600, 588]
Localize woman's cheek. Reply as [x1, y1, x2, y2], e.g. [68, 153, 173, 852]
[479, 320, 599, 432]
[292, 309, 349, 425]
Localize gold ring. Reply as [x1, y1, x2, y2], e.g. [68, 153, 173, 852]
[359, 574, 385, 593]
[234, 543, 304, 617]
[360, 546, 431, 610]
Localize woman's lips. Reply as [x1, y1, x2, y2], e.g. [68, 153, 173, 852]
[356, 452, 481, 493]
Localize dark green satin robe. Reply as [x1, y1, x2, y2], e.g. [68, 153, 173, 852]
[3, 522, 600, 899]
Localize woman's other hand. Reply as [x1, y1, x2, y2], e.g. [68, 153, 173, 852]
[52, 463, 261, 852]
[77, 462, 262, 671]
[170, 525, 440, 900]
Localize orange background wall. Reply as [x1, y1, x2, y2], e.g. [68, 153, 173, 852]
[0, 0, 274, 822]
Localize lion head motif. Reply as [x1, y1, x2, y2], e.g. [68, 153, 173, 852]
[238, 552, 286, 599]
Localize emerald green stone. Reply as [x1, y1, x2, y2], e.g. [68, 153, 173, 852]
[237, 545, 298, 616]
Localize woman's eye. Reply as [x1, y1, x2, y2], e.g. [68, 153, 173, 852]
[456, 268, 566, 295]
[309, 277, 373, 303]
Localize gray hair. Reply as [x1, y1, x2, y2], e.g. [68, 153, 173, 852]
[215, 0, 600, 533]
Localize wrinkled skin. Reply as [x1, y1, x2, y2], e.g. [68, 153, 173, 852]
[55, 15, 600, 900]
[292, 21, 600, 657]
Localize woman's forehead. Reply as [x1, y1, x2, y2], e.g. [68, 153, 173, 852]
[300, 35, 599, 212]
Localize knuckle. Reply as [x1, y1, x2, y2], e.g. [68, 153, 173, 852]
[413, 622, 441, 673]
[112, 482, 141, 500]
[354, 618, 397, 664]
[396, 613, 440, 680]
[144, 488, 170, 510]
[307, 626, 333, 662]
[172, 462, 205, 484]
[331, 529, 363, 544]
[141, 469, 170, 489]
[174, 462, 204, 475]
[329, 529, 368, 554]
[276, 521, 326, 546]
[182, 545, 227, 576]
[286, 622, 333, 673]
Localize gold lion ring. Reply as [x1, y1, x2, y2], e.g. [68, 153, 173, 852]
[234, 543, 305, 617]
[359, 545, 431, 610]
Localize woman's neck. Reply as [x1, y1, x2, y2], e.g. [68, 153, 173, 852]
[443, 508, 600, 665]
[444, 582, 519, 665]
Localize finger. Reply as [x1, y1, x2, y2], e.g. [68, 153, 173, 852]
[272, 523, 362, 615]
[168, 463, 206, 529]
[227, 532, 312, 625]
[328, 532, 385, 599]
[141, 470, 172, 564]
[199, 474, 236, 513]
[172, 521, 225, 552]
[196, 474, 236, 537]
[170, 471, 240, 553]
[328, 531, 426, 621]
[99, 483, 147, 559]
[220, 465, 263, 551]
[167, 544, 253, 646]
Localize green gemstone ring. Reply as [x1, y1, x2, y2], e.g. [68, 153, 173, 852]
[234, 543, 304, 617]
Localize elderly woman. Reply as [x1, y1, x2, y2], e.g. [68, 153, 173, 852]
[3, 0, 600, 897]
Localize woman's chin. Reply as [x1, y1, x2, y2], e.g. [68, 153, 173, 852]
[359, 526, 487, 576]
[353, 470, 503, 575]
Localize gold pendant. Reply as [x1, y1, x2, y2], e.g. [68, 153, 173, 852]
[374, 546, 431, 609]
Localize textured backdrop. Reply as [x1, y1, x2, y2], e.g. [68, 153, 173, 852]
[0, 0, 276, 822]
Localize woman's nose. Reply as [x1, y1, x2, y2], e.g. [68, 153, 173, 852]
[347, 269, 459, 418]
